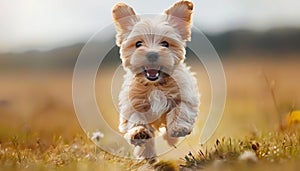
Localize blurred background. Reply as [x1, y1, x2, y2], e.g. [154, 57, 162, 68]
[0, 0, 300, 159]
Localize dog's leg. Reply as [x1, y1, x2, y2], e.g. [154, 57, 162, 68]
[118, 117, 128, 134]
[122, 113, 157, 160]
[133, 134, 157, 162]
[166, 102, 198, 137]
[124, 124, 153, 146]
[123, 114, 152, 143]
[163, 131, 178, 147]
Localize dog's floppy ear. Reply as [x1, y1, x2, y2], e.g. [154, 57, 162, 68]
[165, 1, 193, 41]
[112, 3, 139, 46]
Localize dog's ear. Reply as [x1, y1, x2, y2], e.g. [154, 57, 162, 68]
[112, 3, 139, 46]
[164, 1, 193, 41]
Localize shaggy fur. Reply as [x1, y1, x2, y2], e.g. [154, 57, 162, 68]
[112, 0, 200, 160]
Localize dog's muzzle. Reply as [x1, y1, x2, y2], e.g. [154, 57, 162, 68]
[144, 52, 161, 81]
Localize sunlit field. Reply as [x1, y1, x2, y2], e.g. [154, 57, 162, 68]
[1, 55, 300, 170]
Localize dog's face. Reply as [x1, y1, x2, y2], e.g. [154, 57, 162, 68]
[113, 1, 193, 81]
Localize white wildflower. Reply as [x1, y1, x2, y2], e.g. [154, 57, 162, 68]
[238, 150, 258, 163]
[91, 131, 104, 142]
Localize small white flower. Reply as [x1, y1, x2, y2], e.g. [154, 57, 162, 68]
[91, 131, 104, 142]
[238, 150, 258, 163]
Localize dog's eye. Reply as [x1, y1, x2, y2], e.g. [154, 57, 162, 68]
[160, 41, 169, 48]
[135, 41, 143, 48]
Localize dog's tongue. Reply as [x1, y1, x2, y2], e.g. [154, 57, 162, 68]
[145, 69, 160, 81]
[147, 69, 159, 77]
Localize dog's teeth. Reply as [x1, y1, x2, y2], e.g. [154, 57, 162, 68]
[146, 73, 150, 77]
[155, 73, 159, 77]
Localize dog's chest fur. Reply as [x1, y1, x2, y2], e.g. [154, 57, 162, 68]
[128, 75, 181, 124]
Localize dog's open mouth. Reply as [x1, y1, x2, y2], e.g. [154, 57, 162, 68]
[144, 66, 160, 81]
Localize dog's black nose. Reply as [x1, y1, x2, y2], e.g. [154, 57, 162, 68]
[146, 52, 159, 62]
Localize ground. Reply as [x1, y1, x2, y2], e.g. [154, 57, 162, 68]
[0, 56, 300, 170]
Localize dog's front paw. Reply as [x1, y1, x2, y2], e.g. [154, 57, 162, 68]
[168, 126, 192, 138]
[125, 126, 153, 146]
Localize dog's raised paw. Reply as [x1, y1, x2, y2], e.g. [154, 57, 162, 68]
[125, 126, 152, 146]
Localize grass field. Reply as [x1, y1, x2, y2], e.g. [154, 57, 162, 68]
[1, 56, 300, 170]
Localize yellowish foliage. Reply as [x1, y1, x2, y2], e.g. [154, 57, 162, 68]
[286, 110, 300, 125]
